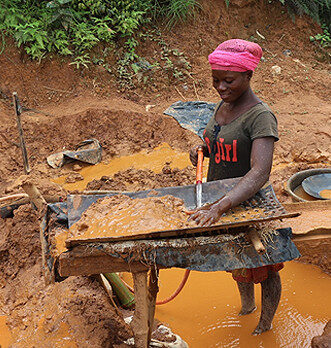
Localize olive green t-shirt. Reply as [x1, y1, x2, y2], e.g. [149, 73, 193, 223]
[203, 102, 278, 182]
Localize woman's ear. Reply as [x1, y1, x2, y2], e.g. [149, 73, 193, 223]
[246, 70, 253, 81]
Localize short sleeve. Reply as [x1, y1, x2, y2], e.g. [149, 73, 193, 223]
[248, 111, 279, 142]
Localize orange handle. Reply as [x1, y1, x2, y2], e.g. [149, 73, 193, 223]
[196, 146, 204, 183]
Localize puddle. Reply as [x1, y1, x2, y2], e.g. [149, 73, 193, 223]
[0, 316, 12, 348]
[293, 185, 317, 201]
[151, 261, 330, 347]
[121, 262, 330, 347]
[53, 143, 200, 191]
[320, 189, 331, 199]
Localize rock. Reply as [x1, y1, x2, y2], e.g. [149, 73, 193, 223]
[271, 65, 282, 76]
[311, 320, 331, 348]
[65, 172, 84, 183]
[146, 104, 156, 112]
[283, 49, 292, 56]
[73, 164, 82, 172]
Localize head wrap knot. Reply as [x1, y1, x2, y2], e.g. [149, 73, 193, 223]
[208, 39, 262, 72]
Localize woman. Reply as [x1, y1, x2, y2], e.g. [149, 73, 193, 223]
[189, 39, 282, 335]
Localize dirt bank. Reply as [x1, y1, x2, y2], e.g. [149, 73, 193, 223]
[0, 205, 131, 347]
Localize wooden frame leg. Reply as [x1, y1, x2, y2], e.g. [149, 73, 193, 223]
[131, 269, 159, 348]
[132, 271, 149, 348]
[148, 268, 159, 343]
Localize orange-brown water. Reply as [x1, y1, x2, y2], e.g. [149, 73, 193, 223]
[320, 189, 331, 199]
[67, 194, 266, 243]
[122, 261, 331, 347]
[293, 185, 317, 201]
[53, 143, 201, 191]
[0, 316, 12, 348]
[68, 195, 194, 241]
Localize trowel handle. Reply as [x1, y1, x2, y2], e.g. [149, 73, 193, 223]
[196, 146, 204, 184]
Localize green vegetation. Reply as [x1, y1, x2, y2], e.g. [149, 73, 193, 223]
[310, 24, 331, 48]
[265, 0, 330, 32]
[0, 0, 329, 89]
[0, 0, 199, 88]
[0, 0, 200, 60]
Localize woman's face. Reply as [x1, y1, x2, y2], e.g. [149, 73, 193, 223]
[212, 70, 252, 103]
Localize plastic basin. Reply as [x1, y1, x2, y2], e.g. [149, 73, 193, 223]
[286, 168, 331, 202]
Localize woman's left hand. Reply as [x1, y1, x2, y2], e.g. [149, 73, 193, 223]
[187, 197, 232, 227]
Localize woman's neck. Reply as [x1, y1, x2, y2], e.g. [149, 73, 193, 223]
[226, 87, 258, 110]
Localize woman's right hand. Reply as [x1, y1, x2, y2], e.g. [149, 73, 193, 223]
[189, 145, 200, 166]
[190, 144, 208, 166]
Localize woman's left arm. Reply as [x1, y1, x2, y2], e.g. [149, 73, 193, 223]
[188, 136, 275, 227]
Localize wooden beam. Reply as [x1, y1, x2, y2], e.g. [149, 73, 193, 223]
[21, 181, 47, 212]
[131, 271, 149, 348]
[148, 269, 159, 343]
[58, 246, 167, 277]
[248, 227, 266, 254]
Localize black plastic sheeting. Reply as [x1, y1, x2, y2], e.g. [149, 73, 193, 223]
[91, 228, 300, 272]
[163, 101, 216, 139]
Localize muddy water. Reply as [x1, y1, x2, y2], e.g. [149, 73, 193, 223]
[54, 143, 202, 191]
[0, 316, 12, 348]
[293, 185, 317, 201]
[320, 189, 331, 199]
[123, 262, 330, 347]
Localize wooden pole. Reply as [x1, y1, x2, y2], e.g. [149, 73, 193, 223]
[248, 227, 266, 254]
[21, 181, 51, 283]
[131, 271, 149, 348]
[147, 269, 159, 343]
[21, 181, 47, 213]
[12, 92, 30, 174]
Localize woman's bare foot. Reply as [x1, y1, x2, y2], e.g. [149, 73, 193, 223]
[239, 305, 256, 316]
[252, 323, 272, 335]
[252, 270, 281, 335]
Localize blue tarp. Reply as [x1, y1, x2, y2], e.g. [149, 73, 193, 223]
[95, 228, 300, 272]
[163, 101, 216, 139]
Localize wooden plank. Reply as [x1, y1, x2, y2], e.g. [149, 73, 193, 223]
[58, 246, 167, 277]
[292, 230, 331, 242]
[65, 211, 300, 248]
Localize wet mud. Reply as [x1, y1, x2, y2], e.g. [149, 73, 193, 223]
[320, 189, 331, 199]
[69, 195, 196, 241]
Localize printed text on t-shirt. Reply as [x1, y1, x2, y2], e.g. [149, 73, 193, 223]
[205, 136, 238, 163]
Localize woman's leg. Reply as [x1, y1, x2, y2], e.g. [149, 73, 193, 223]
[252, 270, 281, 335]
[236, 281, 256, 315]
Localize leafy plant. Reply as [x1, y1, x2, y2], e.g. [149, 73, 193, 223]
[310, 24, 331, 48]
[13, 21, 49, 60]
[69, 53, 91, 69]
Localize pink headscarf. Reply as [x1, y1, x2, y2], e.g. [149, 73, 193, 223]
[208, 39, 262, 72]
